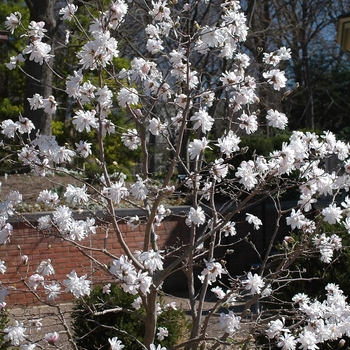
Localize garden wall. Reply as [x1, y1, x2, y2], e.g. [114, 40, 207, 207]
[0, 202, 291, 306]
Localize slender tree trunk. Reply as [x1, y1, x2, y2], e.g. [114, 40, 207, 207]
[24, 0, 57, 136]
[143, 287, 157, 347]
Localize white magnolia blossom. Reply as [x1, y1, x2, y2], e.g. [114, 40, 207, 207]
[121, 129, 141, 150]
[246, 213, 262, 230]
[6, 4, 350, 350]
[219, 311, 241, 335]
[117, 87, 139, 108]
[266, 109, 288, 129]
[190, 109, 214, 133]
[188, 137, 211, 159]
[63, 270, 91, 298]
[59, 4, 78, 21]
[36, 259, 55, 276]
[109, 337, 125, 350]
[64, 184, 90, 206]
[4, 320, 27, 346]
[130, 178, 148, 200]
[243, 272, 265, 294]
[201, 259, 227, 284]
[43, 282, 61, 301]
[102, 181, 129, 204]
[157, 327, 169, 341]
[186, 206, 206, 227]
[5, 12, 21, 33]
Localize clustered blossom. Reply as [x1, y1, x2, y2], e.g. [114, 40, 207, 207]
[313, 233, 342, 263]
[185, 206, 206, 227]
[266, 284, 350, 350]
[243, 272, 265, 294]
[63, 270, 91, 298]
[109, 336, 125, 350]
[5, 2, 350, 349]
[200, 259, 227, 284]
[109, 255, 152, 295]
[4, 320, 27, 346]
[219, 311, 241, 335]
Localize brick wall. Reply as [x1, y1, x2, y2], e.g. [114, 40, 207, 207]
[1, 207, 191, 306]
[0, 202, 291, 306]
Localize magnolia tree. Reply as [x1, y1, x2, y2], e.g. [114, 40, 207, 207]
[3, 1, 350, 349]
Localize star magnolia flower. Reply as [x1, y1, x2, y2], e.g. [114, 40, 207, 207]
[130, 178, 148, 200]
[201, 259, 227, 284]
[210, 158, 229, 182]
[138, 249, 164, 272]
[297, 330, 318, 350]
[186, 206, 206, 227]
[64, 184, 90, 206]
[263, 69, 287, 91]
[16, 114, 35, 134]
[286, 209, 306, 230]
[1, 119, 19, 138]
[188, 137, 211, 159]
[6, 53, 25, 70]
[43, 282, 61, 301]
[211, 286, 226, 299]
[277, 332, 297, 350]
[4, 320, 26, 346]
[75, 140, 92, 158]
[127, 215, 141, 230]
[220, 221, 236, 237]
[36, 259, 55, 276]
[216, 130, 241, 157]
[59, 4, 78, 21]
[132, 296, 143, 309]
[109, 337, 125, 350]
[117, 87, 139, 108]
[42, 95, 57, 114]
[322, 204, 342, 224]
[219, 311, 241, 335]
[266, 109, 288, 130]
[102, 181, 129, 204]
[28, 274, 44, 290]
[246, 213, 262, 230]
[149, 0, 171, 21]
[238, 113, 258, 134]
[72, 110, 98, 132]
[109, 0, 128, 29]
[190, 109, 214, 133]
[243, 272, 265, 294]
[121, 129, 141, 150]
[265, 318, 287, 339]
[5, 12, 22, 34]
[157, 327, 169, 341]
[27, 93, 44, 110]
[22, 41, 54, 64]
[236, 160, 259, 190]
[63, 270, 91, 298]
[149, 118, 168, 136]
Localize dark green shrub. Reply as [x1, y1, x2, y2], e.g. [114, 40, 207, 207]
[0, 310, 10, 349]
[71, 284, 190, 350]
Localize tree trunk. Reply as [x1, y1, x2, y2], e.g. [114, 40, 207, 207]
[24, 0, 57, 136]
[143, 288, 157, 347]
